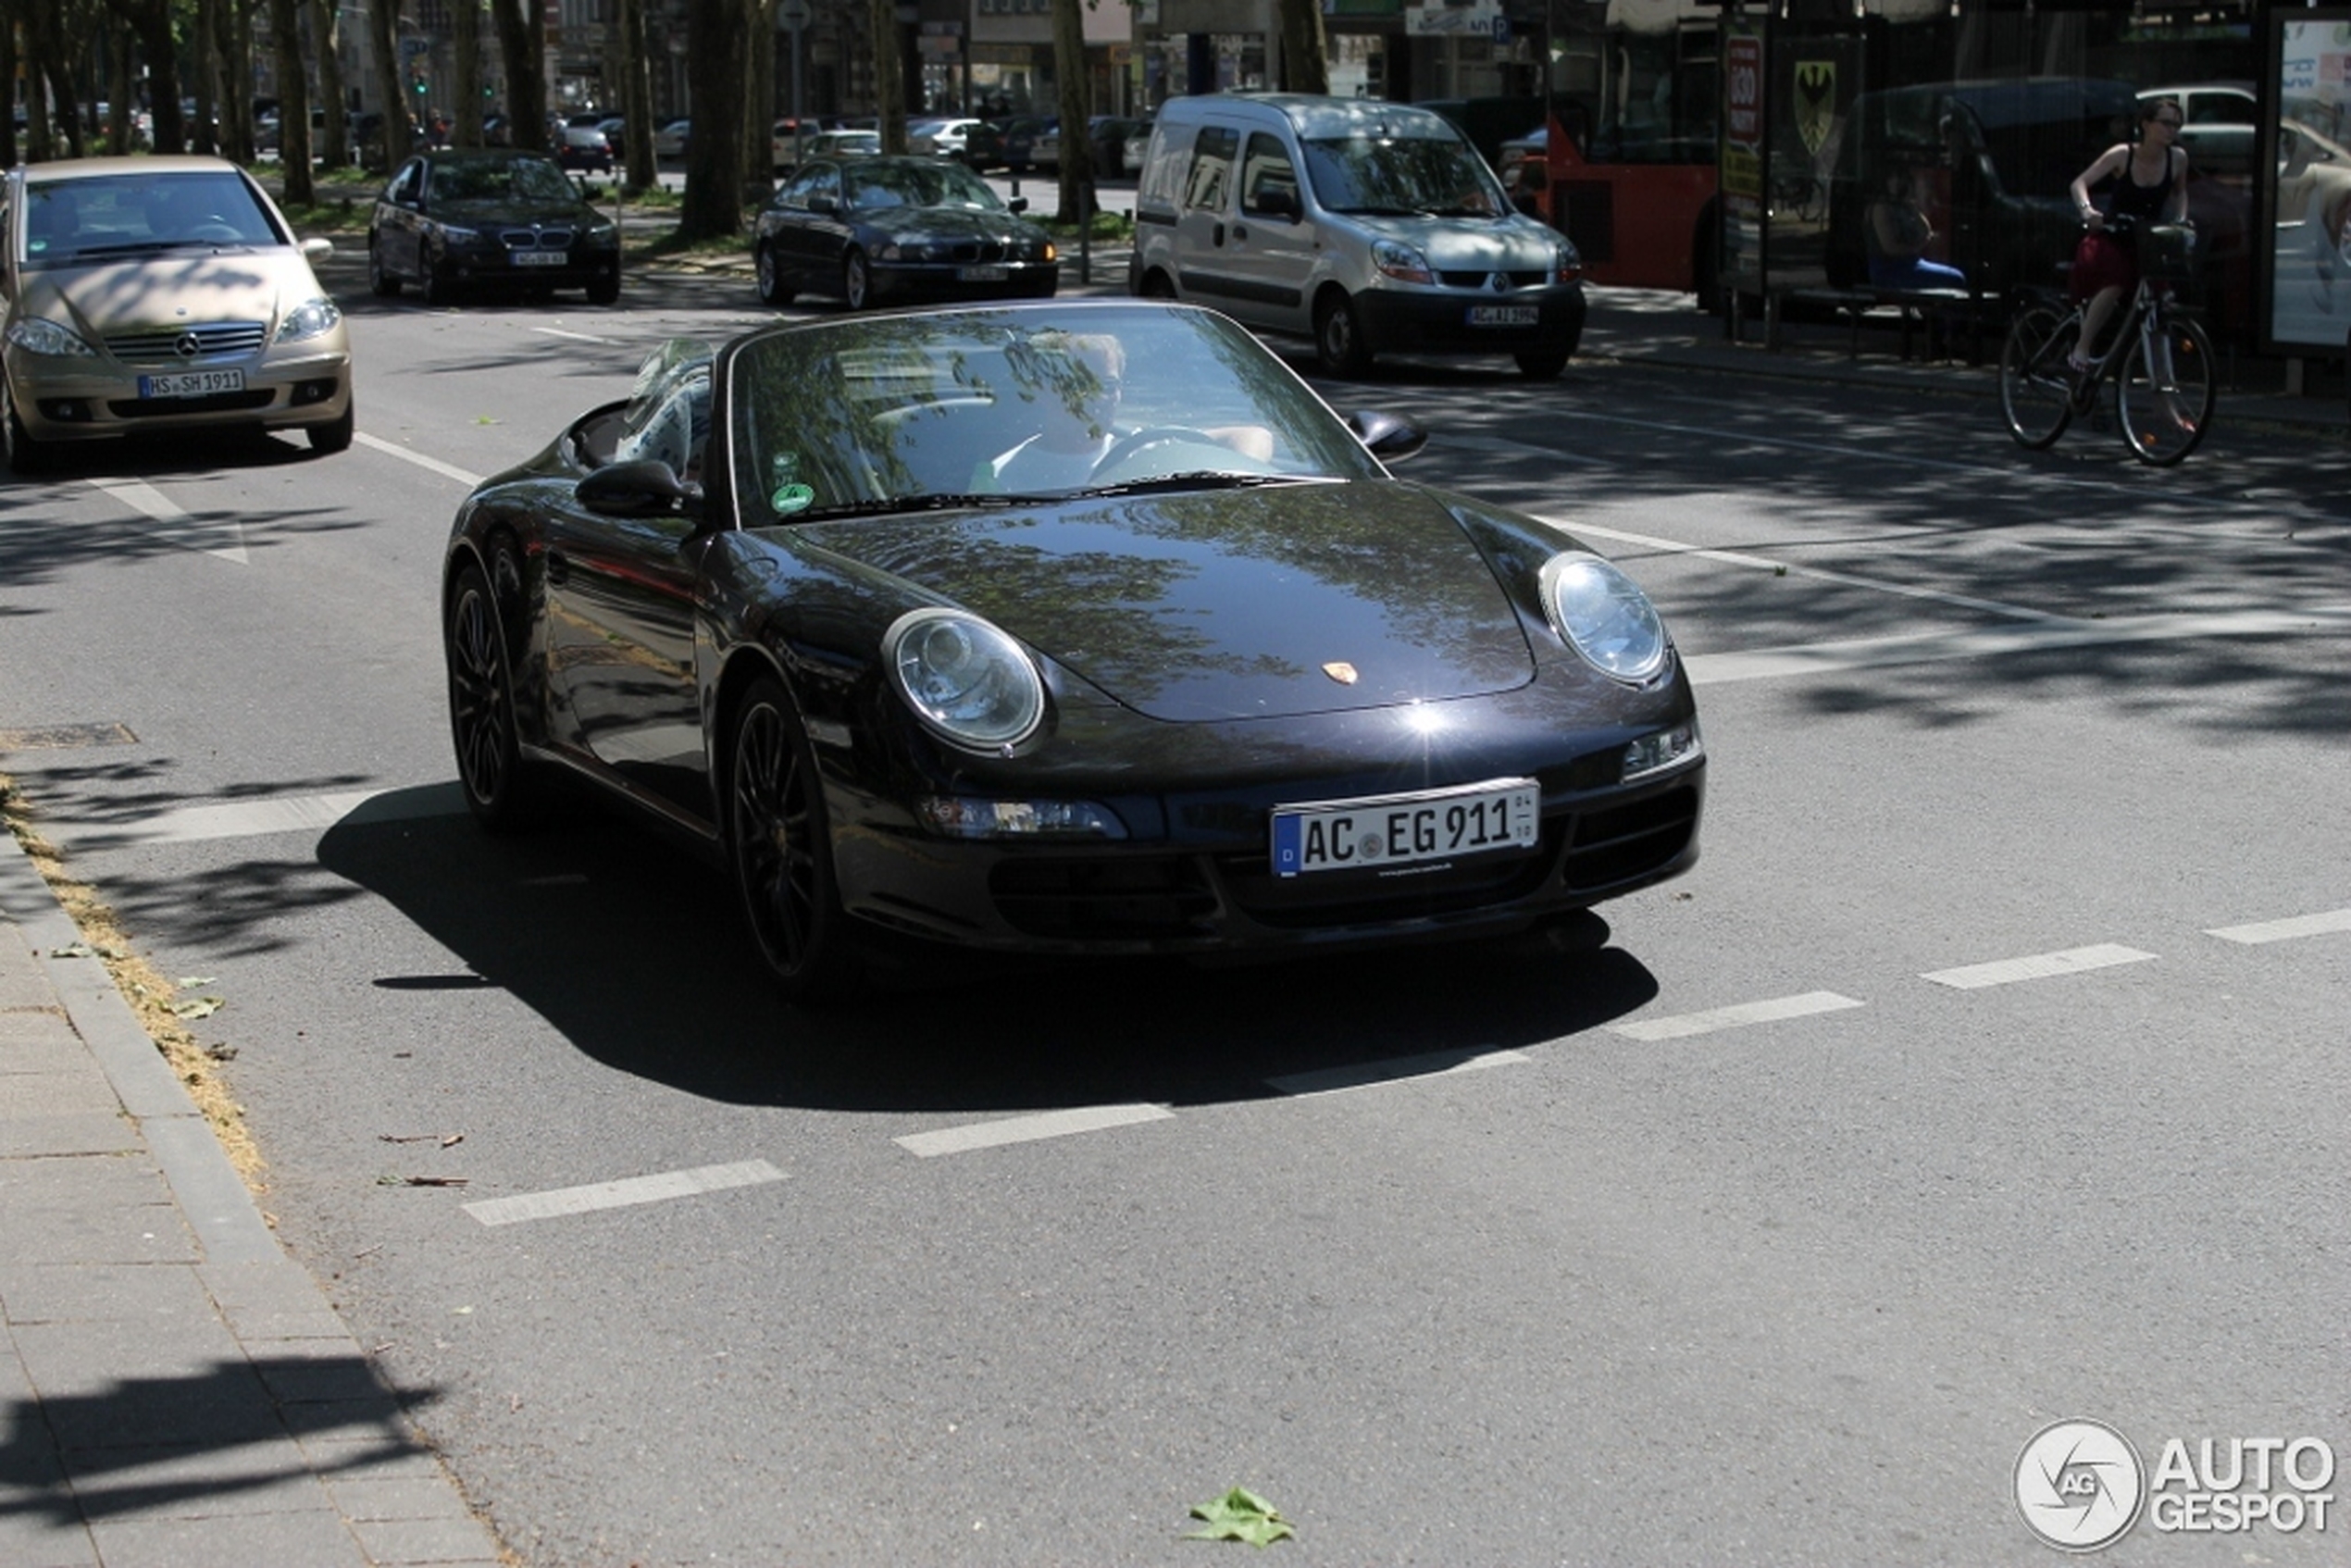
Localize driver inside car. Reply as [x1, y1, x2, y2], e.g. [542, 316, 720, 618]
[972, 332, 1124, 493]
[970, 330, 1278, 495]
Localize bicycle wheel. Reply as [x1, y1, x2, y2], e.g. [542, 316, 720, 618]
[1999, 303, 2075, 449]
[2119, 313, 2215, 465]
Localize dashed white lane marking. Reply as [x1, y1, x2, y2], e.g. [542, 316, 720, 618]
[85, 477, 247, 563]
[1266, 1047, 1529, 1097]
[354, 430, 486, 487]
[1922, 943, 2157, 990]
[1443, 432, 1604, 467]
[1687, 608, 2350, 686]
[48, 783, 463, 849]
[530, 326, 620, 344]
[1608, 990, 1865, 1041]
[2207, 907, 2351, 945]
[1539, 514, 2071, 624]
[895, 1103, 1174, 1158]
[463, 1159, 784, 1226]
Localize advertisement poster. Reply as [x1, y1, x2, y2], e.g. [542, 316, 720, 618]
[2269, 11, 2351, 349]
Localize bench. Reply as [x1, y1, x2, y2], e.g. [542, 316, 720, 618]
[1738, 284, 1987, 363]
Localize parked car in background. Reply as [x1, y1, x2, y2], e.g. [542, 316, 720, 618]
[653, 118, 690, 158]
[437, 301, 1704, 1001]
[367, 149, 621, 306]
[554, 123, 615, 174]
[753, 155, 1058, 309]
[961, 118, 1014, 172]
[2, 156, 354, 471]
[910, 118, 983, 160]
[790, 129, 880, 168]
[1088, 116, 1150, 177]
[1005, 117, 1057, 173]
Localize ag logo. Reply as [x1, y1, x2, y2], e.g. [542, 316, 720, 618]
[2016, 1419, 2146, 1551]
[1794, 60, 1837, 156]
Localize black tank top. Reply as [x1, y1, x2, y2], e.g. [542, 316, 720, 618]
[2108, 149, 2176, 225]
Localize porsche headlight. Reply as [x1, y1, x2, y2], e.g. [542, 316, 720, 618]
[886, 608, 1044, 751]
[6, 317, 97, 358]
[275, 296, 342, 343]
[1540, 554, 1670, 684]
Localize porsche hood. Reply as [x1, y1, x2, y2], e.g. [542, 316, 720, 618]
[802, 480, 1540, 723]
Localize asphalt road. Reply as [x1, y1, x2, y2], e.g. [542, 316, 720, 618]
[2, 270, 2346, 1566]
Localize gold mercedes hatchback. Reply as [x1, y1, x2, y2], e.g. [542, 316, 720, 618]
[2, 156, 353, 473]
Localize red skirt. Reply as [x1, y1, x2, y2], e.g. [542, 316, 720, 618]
[2070, 230, 2138, 303]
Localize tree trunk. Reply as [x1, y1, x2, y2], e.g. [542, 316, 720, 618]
[370, 0, 406, 173]
[616, 0, 655, 189]
[0, 15, 18, 168]
[107, 28, 133, 153]
[1278, 0, 1329, 95]
[489, 0, 548, 151]
[1051, 0, 1092, 222]
[454, 0, 481, 148]
[218, 0, 255, 165]
[868, 0, 902, 152]
[677, 0, 747, 241]
[312, 0, 349, 168]
[271, 0, 314, 205]
[745, 0, 774, 181]
[190, 0, 220, 154]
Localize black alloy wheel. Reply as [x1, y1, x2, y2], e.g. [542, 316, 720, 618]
[756, 243, 795, 305]
[445, 559, 541, 831]
[728, 678, 859, 1003]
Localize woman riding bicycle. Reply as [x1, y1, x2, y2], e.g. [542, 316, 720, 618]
[2066, 97, 2190, 373]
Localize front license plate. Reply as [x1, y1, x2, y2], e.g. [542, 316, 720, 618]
[512, 250, 568, 267]
[1466, 304, 1540, 328]
[957, 264, 1009, 281]
[1271, 779, 1539, 879]
[136, 368, 245, 399]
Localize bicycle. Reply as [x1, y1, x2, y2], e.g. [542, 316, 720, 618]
[1997, 217, 2214, 465]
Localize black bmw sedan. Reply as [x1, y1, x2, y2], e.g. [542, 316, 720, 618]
[367, 149, 621, 306]
[753, 155, 1058, 311]
[441, 302, 1703, 1002]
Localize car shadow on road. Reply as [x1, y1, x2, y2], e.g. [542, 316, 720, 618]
[315, 784, 1662, 1116]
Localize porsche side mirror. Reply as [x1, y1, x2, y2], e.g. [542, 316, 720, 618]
[1345, 410, 1427, 462]
[300, 237, 334, 262]
[578, 459, 705, 519]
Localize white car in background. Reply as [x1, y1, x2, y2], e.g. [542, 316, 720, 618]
[910, 118, 981, 160]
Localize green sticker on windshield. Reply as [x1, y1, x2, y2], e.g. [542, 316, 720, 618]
[772, 482, 815, 515]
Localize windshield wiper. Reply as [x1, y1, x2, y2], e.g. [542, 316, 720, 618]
[784, 492, 1045, 523]
[1064, 472, 1338, 499]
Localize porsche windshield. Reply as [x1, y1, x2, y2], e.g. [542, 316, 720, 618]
[725, 305, 1386, 518]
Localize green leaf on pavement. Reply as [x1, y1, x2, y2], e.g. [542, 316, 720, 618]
[169, 996, 224, 1019]
[1186, 1487, 1296, 1547]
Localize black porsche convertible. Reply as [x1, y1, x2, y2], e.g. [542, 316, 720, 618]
[442, 302, 1703, 1001]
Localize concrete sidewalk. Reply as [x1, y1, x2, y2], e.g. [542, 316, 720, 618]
[0, 831, 504, 1567]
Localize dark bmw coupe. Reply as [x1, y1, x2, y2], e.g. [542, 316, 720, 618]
[367, 149, 621, 305]
[442, 303, 1703, 1001]
[753, 155, 1058, 310]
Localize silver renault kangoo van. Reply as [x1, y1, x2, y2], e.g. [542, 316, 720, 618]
[1129, 94, 1586, 379]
